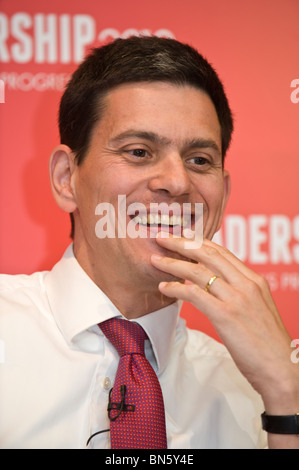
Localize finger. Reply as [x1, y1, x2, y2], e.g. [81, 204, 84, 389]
[156, 234, 247, 289]
[196, 241, 252, 287]
[157, 233, 259, 286]
[203, 239, 261, 282]
[158, 280, 223, 319]
[156, 232, 203, 263]
[156, 234, 279, 320]
[201, 239, 278, 311]
[156, 234, 274, 302]
[151, 254, 232, 301]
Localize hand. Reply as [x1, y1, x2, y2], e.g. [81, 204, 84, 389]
[151, 233, 299, 420]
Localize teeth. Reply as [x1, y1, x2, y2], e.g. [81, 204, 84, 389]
[132, 214, 189, 226]
[148, 213, 155, 225]
[161, 214, 169, 225]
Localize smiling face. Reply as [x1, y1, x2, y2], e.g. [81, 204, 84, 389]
[62, 81, 230, 310]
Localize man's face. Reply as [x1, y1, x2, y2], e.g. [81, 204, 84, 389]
[71, 82, 230, 290]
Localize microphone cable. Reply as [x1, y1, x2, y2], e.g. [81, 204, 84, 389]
[86, 385, 131, 446]
[86, 427, 110, 446]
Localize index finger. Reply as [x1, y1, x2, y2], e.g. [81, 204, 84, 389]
[156, 231, 203, 263]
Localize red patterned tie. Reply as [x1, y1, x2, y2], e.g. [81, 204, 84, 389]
[99, 317, 167, 449]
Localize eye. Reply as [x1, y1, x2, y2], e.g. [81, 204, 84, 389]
[188, 156, 210, 166]
[128, 148, 150, 158]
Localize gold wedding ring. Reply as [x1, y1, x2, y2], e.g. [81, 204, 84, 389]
[205, 275, 218, 293]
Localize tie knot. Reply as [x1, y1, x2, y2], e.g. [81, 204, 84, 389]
[100, 317, 147, 357]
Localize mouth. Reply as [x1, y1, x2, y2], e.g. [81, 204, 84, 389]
[128, 209, 196, 238]
[131, 213, 190, 228]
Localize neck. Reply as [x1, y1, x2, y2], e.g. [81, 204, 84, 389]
[100, 283, 175, 319]
[73, 240, 175, 319]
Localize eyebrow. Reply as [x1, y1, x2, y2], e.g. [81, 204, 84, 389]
[109, 130, 221, 156]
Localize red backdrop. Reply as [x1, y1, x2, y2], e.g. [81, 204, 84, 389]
[0, 0, 298, 341]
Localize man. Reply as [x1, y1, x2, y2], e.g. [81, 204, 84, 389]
[0, 36, 298, 449]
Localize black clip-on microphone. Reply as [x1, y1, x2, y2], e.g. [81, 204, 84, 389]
[108, 385, 135, 420]
[86, 385, 135, 446]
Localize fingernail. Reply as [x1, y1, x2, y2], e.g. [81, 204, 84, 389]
[156, 231, 171, 238]
[151, 254, 163, 262]
[159, 282, 167, 289]
[183, 228, 194, 239]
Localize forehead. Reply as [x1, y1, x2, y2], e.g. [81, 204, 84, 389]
[94, 81, 222, 150]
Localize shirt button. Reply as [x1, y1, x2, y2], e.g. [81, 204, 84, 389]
[103, 377, 111, 390]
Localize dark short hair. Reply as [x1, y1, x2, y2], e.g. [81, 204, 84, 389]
[59, 35, 234, 237]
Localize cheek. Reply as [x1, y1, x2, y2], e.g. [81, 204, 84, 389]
[74, 166, 139, 231]
[91, 163, 138, 199]
[75, 164, 110, 206]
[194, 176, 225, 208]
[207, 187, 225, 210]
[195, 177, 226, 235]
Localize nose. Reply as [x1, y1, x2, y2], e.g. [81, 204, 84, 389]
[148, 152, 192, 197]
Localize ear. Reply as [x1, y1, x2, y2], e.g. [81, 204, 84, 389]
[49, 144, 77, 213]
[222, 169, 231, 209]
[215, 169, 231, 232]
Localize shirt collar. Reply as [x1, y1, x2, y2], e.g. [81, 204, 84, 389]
[135, 303, 180, 374]
[44, 244, 181, 374]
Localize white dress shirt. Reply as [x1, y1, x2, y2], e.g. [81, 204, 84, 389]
[0, 245, 267, 449]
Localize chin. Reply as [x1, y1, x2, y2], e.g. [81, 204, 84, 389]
[143, 252, 184, 284]
[145, 268, 183, 291]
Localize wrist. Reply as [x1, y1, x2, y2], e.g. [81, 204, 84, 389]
[260, 365, 299, 415]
